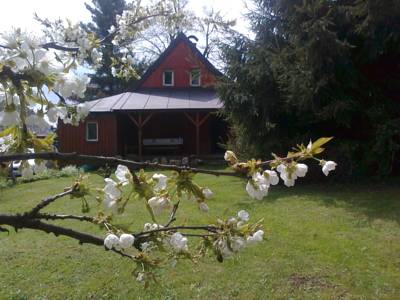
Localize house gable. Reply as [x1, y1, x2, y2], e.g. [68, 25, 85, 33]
[137, 33, 222, 89]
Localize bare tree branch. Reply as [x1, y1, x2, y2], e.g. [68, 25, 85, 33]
[0, 152, 245, 177]
[28, 187, 76, 216]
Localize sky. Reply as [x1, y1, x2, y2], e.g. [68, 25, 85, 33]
[0, 0, 252, 36]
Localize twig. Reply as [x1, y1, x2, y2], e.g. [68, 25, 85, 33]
[28, 187, 75, 216]
[134, 225, 218, 238]
[165, 200, 180, 227]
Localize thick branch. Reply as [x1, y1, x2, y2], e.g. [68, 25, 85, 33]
[0, 152, 244, 177]
[36, 213, 94, 223]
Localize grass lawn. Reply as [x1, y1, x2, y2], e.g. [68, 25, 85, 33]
[0, 170, 399, 299]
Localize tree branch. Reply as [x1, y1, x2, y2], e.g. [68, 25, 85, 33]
[0, 152, 244, 177]
[28, 187, 76, 216]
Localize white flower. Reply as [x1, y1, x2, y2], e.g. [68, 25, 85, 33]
[0, 110, 20, 127]
[47, 106, 67, 123]
[119, 234, 135, 249]
[21, 162, 34, 180]
[247, 230, 264, 245]
[37, 52, 64, 75]
[199, 202, 209, 213]
[216, 239, 233, 257]
[104, 233, 119, 249]
[295, 163, 308, 177]
[224, 150, 237, 163]
[25, 114, 51, 132]
[33, 161, 47, 175]
[148, 196, 171, 215]
[202, 188, 213, 199]
[55, 73, 89, 99]
[246, 172, 269, 200]
[322, 161, 337, 176]
[237, 210, 249, 222]
[115, 165, 131, 186]
[103, 193, 117, 210]
[111, 67, 117, 76]
[76, 102, 90, 120]
[231, 237, 246, 252]
[103, 178, 121, 200]
[170, 232, 188, 252]
[136, 272, 145, 282]
[277, 164, 297, 187]
[152, 173, 167, 191]
[263, 170, 279, 185]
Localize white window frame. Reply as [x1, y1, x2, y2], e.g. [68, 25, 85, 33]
[190, 69, 201, 87]
[163, 70, 174, 86]
[86, 121, 98, 142]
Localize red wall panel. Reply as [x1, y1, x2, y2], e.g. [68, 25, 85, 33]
[141, 41, 217, 89]
[57, 114, 118, 156]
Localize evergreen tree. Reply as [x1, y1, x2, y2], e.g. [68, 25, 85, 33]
[82, 0, 147, 98]
[219, 0, 400, 176]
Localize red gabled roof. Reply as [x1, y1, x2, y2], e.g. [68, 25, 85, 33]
[135, 32, 222, 90]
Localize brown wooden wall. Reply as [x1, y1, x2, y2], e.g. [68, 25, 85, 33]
[57, 113, 118, 156]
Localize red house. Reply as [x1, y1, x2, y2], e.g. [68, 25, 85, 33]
[57, 33, 226, 158]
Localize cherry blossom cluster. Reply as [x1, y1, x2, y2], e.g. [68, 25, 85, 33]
[224, 139, 337, 200]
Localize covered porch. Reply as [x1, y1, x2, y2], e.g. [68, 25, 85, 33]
[116, 110, 226, 157]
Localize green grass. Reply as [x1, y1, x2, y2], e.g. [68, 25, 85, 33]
[0, 171, 399, 299]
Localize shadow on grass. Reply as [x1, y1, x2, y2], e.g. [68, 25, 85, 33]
[261, 181, 400, 225]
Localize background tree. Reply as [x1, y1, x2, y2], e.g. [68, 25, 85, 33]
[82, 0, 148, 98]
[132, 0, 235, 66]
[218, 0, 400, 176]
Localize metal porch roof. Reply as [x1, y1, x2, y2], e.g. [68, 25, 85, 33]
[87, 89, 222, 112]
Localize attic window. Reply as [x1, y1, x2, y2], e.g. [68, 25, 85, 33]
[86, 121, 98, 142]
[163, 70, 174, 86]
[190, 69, 201, 86]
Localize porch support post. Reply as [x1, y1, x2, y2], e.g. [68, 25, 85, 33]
[184, 112, 211, 156]
[138, 113, 142, 157]
[127, 112, 154, 158]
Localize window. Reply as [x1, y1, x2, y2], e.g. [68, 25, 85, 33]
[190, 69, 201, 86]
[86, 122, 98, 142]
[163, 70, 174, 86]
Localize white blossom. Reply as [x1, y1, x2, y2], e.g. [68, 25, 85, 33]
[103, 193, 117, 210]
[104, 178, 121, 198]
[119, 234, 135, 249]
[246, 172, 269, 200]
[47, 106, 67, 123]
[263, 170, 279, 185]
[152, 173, 167, 191]
[202, 188, 213, 199]
[55, 73, 89, 99]
[237, 210, 249, 222]
[199, 202, 209, 213]
[33, 161, 47, 175]
[322, 161, 337, 176]
[247, 230, 264, 245]
[115, 165, 131, 186]
[277, 164, 297, 187]
[104, 234, 119, 249]
[307, 140, 313, 152]
[148, 196, 171, 215]
[170, 232, 188, 252]
[76, 102, 90, 120]
[231, 237, 246, 252]
[295, 163, 308, 178]
[224, 150, 237, 163]
[0, 110, 20, 127]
